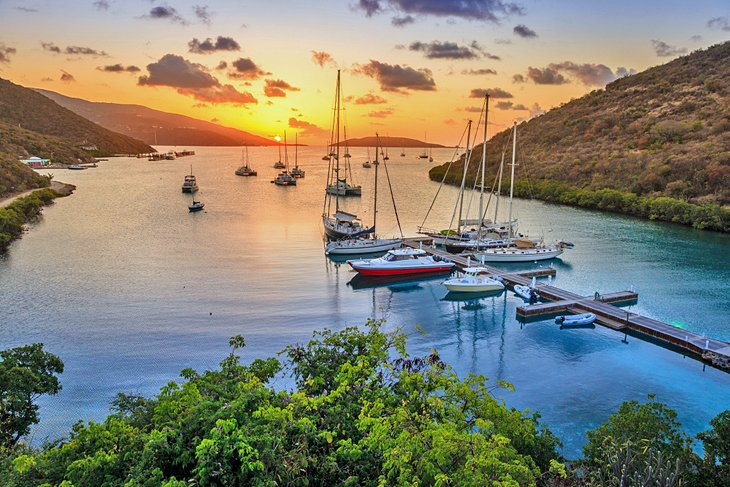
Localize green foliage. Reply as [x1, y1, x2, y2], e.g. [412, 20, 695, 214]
[582, 397, 697, 485]
[693, 410, 730, 486]
[3, 322, 565, 485]
[0, 156, 49, 197]
[0, 189, 60, 252]
[0, 344, 64, 449]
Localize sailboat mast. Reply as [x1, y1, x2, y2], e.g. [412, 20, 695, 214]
[283, 131, 288, 170]
[479, 94, 489, 232]
[373, 134, 380, 234]
[457, 120, 472, 234]
[295, 132, 298, 167]
[494, 148, 504, 223]
[508, 122, 517, 239]
[335, 70, 341, 212]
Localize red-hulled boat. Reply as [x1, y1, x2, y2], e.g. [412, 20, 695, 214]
[348, 248, 455, 276]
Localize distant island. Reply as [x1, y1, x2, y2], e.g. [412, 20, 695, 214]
[36, 89, 277, 147]
[340, 136, 446, 148]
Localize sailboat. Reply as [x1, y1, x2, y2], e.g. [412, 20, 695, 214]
[235, 146, 257, 176]
[362, 147, 372, 168]
[326, 125, 361, 196]
[323, 70, 369, 240]
[290, 133, 305, 178]
[273, 136, 286, 169]
[326, 135, 402, 255]
[272, 132, 296, 186]
[400, 147, 405, 157]
[418, 132, 429, 159]
[472, 122, 569, 263]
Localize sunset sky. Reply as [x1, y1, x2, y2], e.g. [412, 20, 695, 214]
[0, 0, 728, 144]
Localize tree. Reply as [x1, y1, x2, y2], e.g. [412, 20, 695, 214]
[0, 344, 64, 449]
[693, 410, 730, 486]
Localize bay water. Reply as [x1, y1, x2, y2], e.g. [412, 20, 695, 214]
[1, 146, 728, 457]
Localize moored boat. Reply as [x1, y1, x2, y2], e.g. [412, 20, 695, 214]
[443, 267, 505, 293]
[555, 313, 597, 326]
[513, 284, 539, 301]
[235, 146, 257, 176]
[348, 248, 454, 276]
[188, 200, 204, 212]
[181, 166, 199, 193]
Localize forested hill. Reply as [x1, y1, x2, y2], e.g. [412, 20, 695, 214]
[35, 89, 276, 147]
[0, 78, 152, 157]
[430, 42, 730, 231]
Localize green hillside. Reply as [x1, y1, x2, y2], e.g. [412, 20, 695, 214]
[430, 42, 730, 231]
[0, 154, 48, 197]
[0, 78, 153, 156]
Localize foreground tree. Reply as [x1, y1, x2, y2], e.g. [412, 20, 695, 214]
[0, 343, 64, 449]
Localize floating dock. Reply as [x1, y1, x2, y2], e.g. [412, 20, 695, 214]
[402, 238, 730, 372]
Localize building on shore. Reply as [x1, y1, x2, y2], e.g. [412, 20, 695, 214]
[19, 156, 51, 168]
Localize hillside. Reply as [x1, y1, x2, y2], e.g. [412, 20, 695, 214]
[36, 89, 276, 147]
[0, 78, 152, 156]
[430, 42, 730, 230]
[0, 155, 49, 197]
[341, 136, 446, 148]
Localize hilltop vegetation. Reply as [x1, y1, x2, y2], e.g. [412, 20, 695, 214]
[430, 42, 730, 231]
[36, 89, 276, 147]
[0, 155, 49, 197]
[0, 78, 152, 157]
[341, 136, 446, 148]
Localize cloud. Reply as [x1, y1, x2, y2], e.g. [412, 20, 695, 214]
[97, 64, 141, 73]
[93, 1, 109, 10]
[529, 102, 544, 118]
[707, 16, 730, 31]
[469, 87, 513, 98]
[494, 101, 528, 110]
[188, 36, 240, 54]
[229, 57, 269, 79]
[60, 70, 75, 82]
[367, 109, 394, 118]
[651, 39, 687, 57]
[494, 38, 512, 45]
[513, 24, 537, 38]
[40, 77, 54, 82]
[463, 106, 482, 113]
[461, 68, 497, 76]
[289, 117, 327, 137]
[526, 66, 568, 85]
[41, 42, 108, 56]
[15, 6, 38, 12]
[264, 79, 300, 97]
[409, 40, 497, 60]
[392, 15, 415, 27]
[355, 0, 524, 22]
[138, 54, 257, 105]
[353, 60, 436, 93]
[311, 50, 335, 68]
[689, 35, 702, 42]
[65, 45, 108, 56]
[41, 42, 61, 53]
[145, 5, 187, 25]
[216, 60, 227, 70]
[0, 44, 17, 64]
[512, 73, 526, 83]
[353, 93, 388, 104]
[193, 5, 213, 25]
[615, 67, 636, 78]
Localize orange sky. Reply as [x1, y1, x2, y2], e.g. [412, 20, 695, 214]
[0, 0, 728, 144]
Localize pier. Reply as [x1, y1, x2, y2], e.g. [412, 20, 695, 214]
[402, 238, 730, 372]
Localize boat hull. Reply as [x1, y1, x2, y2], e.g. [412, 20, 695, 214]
[473, 248, 563, 262]
[326, 239, 402, 255]
[348, 264, 454, 276]
[443, 282, 504, 293]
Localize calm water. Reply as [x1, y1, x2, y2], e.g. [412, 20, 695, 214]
[2, 146, 729, 457]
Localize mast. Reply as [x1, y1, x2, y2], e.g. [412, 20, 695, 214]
[457, 120, 473, 234]
[335, 70, 341, 212]
[494, 148, 504, 223]
[283, 131, 288, 170]
[508, 122, 517, 239]
[479, 94, 489, 232]
[373, 134, 380, 234]
[295, 132, 298, 168]
[277, 136, 282, 163]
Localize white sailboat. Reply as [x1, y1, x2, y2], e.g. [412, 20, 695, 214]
[290, 133, 305, 178]
[323, 70, 368, 240]
[326, 124, 361, 196]
[235, 146, 257, 176]
[272, 131, 296, 186]
[472, 122, 569, 263]
[326, 135, 402, 255]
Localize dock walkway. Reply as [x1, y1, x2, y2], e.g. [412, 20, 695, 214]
[402, 238, 730, 371]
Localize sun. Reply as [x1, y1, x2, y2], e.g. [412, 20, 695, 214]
[274, 135, 281, 142]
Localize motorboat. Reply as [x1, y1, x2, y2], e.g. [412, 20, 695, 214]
[443, 267, 505, 293]
[67, 165, 87, 170]
[188, 200, 204, 212]
[555, 313, 597, 326]
[348, 248, 455, 276]
[513, 284, 539, 302]
[181, 166, 199, 193]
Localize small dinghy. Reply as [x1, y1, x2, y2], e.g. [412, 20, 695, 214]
[514, 284, 539, 302]
[555, 313, 596, 326]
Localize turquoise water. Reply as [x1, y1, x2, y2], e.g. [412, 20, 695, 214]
[1, 146, 728, 457]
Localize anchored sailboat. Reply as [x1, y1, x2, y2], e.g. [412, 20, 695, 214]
[235, 146, 257, 176]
